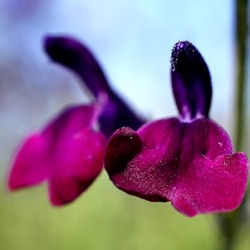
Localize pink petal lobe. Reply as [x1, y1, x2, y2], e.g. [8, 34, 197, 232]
[172, 152, 248, 216]
[170, 119, 248, 216]
[105, 119, 183, 201]
[105, 118, 249, 216]
[49, 128, 106, 206]
[42, 104, 99, 143]
[42, 104, 107, 205]
[8, 134, 48, 190]
[8, 104, 106, 205]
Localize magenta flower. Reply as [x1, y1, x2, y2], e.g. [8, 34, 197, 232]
[8, 35, 144, 206]
[104, 41, 249, 217]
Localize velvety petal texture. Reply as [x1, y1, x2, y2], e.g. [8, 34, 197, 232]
[105, 119, 248, 216]
[104, 41, 248, 216]
[8, 36, 248, 216]
[9, 105, 107, 205]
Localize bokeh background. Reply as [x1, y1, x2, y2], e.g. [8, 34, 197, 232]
[0, 1, 249, 249]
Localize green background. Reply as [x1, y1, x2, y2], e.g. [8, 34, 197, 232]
[1, 172, 249, 250]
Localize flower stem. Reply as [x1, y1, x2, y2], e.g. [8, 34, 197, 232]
[217, 0, 249, 250]
[234, 0, 248, 152]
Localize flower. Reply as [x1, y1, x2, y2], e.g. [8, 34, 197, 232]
[104, 41, 249, 217]
[8, 35, 144, 206]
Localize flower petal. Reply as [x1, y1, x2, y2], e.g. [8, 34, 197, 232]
[42, 104, 101, 143]
[105, 118, 248, 216]
[99, 98, 145, 137]
[49, 128, 106, 206]
[8, 134, 48, 190]
[8, 104, 106, 204]
[172, 152, 248, 216]
[44, 35, 145, 136]
[171, 41, 212, 120]
[44, 35, 112, 99]
[105, 119, 184, 201]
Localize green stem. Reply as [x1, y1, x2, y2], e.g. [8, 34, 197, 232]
[234, 0, 248, 152]
[217, 1, 249, 250]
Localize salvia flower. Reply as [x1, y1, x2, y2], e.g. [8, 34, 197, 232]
[8, 35, 144, 206]
[104, 41, 249, 217]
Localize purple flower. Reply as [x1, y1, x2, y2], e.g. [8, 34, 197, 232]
[104, 41, 249, 217]
[8, 35, 144, 206]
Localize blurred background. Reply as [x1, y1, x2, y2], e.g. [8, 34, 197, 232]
[0, 0, 249, 249]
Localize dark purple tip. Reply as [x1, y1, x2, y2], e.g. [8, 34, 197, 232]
[43, 35, 112, 98]
[43, 35, 145, 136]
[171, 41, 212, 121]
